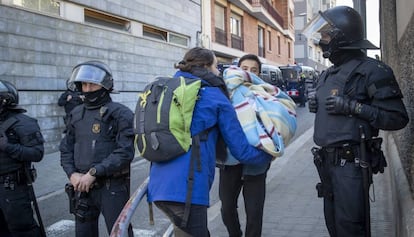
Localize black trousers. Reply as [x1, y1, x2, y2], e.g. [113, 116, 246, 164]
[0, 182, 41, 237]
[74, 178, 133, 237]
[322, 152, 366, 237]
[219, 164, 266, 237]
[155, 201, 209, 237]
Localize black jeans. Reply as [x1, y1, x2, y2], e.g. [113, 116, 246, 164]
[322, 151, 366, 237]
[74, 178, 133, 237]
[219, 164, 266, 237]
[155, 201, 209, 237]
[0, 180, 41, 237]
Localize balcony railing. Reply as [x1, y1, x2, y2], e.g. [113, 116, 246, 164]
[215, 28, 227, 45]
[231, 34, 243, 51]
[247, 0, 284, 27]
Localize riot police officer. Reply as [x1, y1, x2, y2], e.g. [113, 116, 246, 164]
[303, 6, 409, 237]
[60, 61, 134, 237]
[58, 79, 84, 126]
[0, 80, 45, 236]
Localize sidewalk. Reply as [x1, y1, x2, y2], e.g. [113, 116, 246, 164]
[207, 127, 394, 236]
[34, 127, 395, 236]
[34, 151, 68, 199]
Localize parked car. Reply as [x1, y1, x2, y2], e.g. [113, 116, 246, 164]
[260, 64, 286, 90]
[217, 63, 233, 76]
[279, 65, 305, 104]
[300, 65, 318, 97]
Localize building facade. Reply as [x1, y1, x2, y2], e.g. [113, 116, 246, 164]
[293, 0, 333, 72]
[380, 0, 414, 236]
[0, 0, 297, 153]
[0, 0, 201, 152]
[201, 0, 295, 66]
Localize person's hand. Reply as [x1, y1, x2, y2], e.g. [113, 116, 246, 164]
[66, 95, 73, 101]
[325, 95, 358, 115]
[70, 172, 83, 191]
[0, 132, 9, 151]
[307, 88, 318, 113]
[78, 173, 96, 193]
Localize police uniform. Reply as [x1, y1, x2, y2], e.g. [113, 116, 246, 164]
[304, 6, 409, 237]
[58, 89, 83, 124]
[313, 55, 408, 236]
[0, 110, 45, 236]
[60, 100, 134, 237]
[60, 60, 134, 237]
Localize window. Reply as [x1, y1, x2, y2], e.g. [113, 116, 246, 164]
[308, 46, 313, 59]
[84, 9, 130, 32]
[214, 4, 227, 45]
[215, 4, 225, 30]
[143, 25, 189, 47]
[288, 42, 291, 58]
[230, 13, 241, 37]
[258, 27, 264, 57]
[230, 12, 243, 50]
[277, 36, 281, 55]
[289, 10, 294, 26]
[267, 30, 272, 51]
[168, 33, 189, 47]
[13, 0, 60, 15]
[143, 25, 167, 41]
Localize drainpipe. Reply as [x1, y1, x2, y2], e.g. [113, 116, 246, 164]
[353, 0, 367, 39]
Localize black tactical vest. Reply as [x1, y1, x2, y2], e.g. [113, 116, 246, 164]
[314, 59, 375, 147]
[0, 116, 22, 174]
[71, 105, 117, 172]
[0, 113, 43, 174]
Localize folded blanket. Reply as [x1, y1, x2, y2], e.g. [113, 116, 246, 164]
[223, 66, 297, 158]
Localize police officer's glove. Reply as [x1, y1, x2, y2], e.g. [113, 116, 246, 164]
[325, 95, 359, 115]
[307, 88, 318, 113]
[0, 132, 9, 151]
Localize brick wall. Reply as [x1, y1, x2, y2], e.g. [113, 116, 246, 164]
[0, 0, 201, 153]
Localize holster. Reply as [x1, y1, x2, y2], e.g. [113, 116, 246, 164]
[28, 165, 37, 183]
[65, 183, 76, 214]
[311, 147, 332, 199]
[311, 147, 324, 198]
[64, 183, 100, 222]
[366, 137, 387, 174]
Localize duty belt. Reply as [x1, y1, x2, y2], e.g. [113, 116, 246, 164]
[321, 143, 360, 166]
[92, 172, 129, 190]
[0, 169, 25, 182]
[0, 169, 27, 189]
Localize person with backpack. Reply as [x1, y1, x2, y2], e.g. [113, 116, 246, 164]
[145, 47, 273, 237]
[60, 61, 134, 237]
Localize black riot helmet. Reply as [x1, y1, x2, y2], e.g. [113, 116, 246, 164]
[0, 80, 19, 107]
[303, 6, 378, 58]
[68, 60, 114, 92]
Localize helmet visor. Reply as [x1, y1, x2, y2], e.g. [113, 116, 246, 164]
[0, 81, 9, 93]
[302, 13, 334, 44]
[68, 65, 108, 89]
